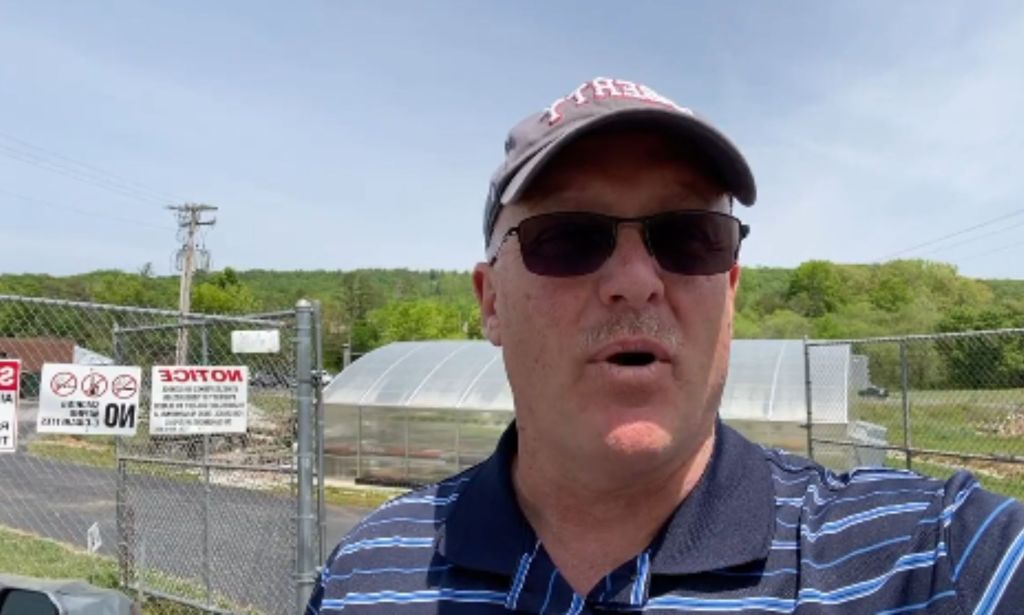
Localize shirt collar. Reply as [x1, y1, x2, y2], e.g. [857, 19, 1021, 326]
[437, 419, 775, 577]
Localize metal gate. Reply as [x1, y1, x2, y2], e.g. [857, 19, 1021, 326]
[0, 294, 324, 614]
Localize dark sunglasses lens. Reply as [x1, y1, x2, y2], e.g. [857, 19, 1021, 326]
[647, 213, 740, 275]
[517, 214, 615, 277]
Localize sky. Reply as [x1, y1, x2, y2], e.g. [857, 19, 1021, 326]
[1, 1, 1023, 279]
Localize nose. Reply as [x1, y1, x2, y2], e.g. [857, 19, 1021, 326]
[596, 224, 665, 308]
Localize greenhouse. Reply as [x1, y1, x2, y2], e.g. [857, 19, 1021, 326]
[322, 339, 872, 485]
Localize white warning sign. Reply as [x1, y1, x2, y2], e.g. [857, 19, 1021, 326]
[150, 366, 249, 435]
[0, 359, 20, 454]
[38, 363, 142, 436]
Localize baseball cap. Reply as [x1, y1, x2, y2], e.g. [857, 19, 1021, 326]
[483, 77, 757, 245]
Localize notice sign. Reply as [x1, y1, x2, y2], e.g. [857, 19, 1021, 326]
[150, 366, 249, 435]
[38, 363, 142, 436]
[0, 359, 20, 453]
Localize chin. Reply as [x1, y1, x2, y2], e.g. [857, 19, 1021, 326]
[602, 420, 676, 457]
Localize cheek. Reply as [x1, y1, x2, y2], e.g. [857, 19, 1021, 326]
[669, 276, 733, 352]
[499, 280, 589, 358]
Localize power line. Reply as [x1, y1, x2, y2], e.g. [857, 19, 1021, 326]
[915, 219, 1024, 258]
[0, 187, 175, 232]
[956, 238, 1024, 264]
[0, 131, 183, 203]
[878, 207, 1024, 262]
[0, 144, 173, 204]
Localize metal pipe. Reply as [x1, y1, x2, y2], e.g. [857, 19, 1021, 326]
[313, 301, 327, 564]
[454, 415, 462, 472]
[404, 411, 410, 480]
[201, 320, 212, 606]
[200, 325, 209, 366]
[900, 341, 912, 470]
[203, 434, 212, 607]
[356, 406, 363, 480]
[294, 299, 316, 613]
[803, 337, 814, 460]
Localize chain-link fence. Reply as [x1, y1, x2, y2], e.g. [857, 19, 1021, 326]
[806, 329, 1024, 501]
[0, 294, 324, 614]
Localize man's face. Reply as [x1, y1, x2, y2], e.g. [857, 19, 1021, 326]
[474, 129, 741, 474]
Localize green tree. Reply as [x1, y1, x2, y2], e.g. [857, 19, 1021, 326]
[786, 261, 848, 318]
[760, 309, 812, 338]
[364, 298, 478, 346]
[936, 306, 1024, 388]
[191, 268, 260, 314]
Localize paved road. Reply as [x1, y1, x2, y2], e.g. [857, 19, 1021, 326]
[0, 450, 369, 614]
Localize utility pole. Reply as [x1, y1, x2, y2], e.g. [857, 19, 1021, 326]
[168, 203, 216, 365]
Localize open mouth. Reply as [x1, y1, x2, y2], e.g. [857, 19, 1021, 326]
[607, 352, 658, 367]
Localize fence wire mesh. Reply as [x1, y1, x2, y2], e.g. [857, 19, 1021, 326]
[0, 294, 319, 614]
[806, 329, 1024, 501]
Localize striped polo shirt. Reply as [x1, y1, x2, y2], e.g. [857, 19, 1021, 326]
[308, 421, 1024, 613]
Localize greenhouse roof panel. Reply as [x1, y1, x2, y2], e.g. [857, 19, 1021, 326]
[324, 339, 850, 422]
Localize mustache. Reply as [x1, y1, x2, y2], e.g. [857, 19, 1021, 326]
[580, 311, 681, 351]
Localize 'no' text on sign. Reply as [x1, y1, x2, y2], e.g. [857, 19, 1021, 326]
[38, 363, 142, 436]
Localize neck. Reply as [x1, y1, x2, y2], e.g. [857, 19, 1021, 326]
[511, 421, 717, 595]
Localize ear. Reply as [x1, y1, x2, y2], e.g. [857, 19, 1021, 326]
[729, 263, 741, 294]
[473, 262, 502, 346]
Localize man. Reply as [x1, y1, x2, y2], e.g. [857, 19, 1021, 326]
[308, 78, 1024, 614]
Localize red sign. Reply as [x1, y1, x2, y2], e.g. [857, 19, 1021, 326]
[0, 360, 20, 392]
[156, 367, 245, 383]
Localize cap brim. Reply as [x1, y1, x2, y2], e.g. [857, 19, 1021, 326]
[500, 107, 757, 207]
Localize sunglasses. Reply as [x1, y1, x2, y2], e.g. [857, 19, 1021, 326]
[488, 210, 749, 277]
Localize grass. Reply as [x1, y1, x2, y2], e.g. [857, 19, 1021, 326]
[27, 437, 116, 468]
[849, 390, 1024, 501]
[0, 525, 240, 615]
[906, 458, 1024, 502]
[324, 483, 408, 509]
[853, 397, 1024, 457]
[26, 436, 201, 483]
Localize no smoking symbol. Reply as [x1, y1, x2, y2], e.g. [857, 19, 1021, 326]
[50, 372, 77, 397]
[112, 375, 137, 400]
[81, 373, 108, 398]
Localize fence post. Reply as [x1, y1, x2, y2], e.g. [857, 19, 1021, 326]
[200, 323, 212, 607]
[200, 324, 209, 365]
[295, 299, 317, 613]
[313, 301, 327, 564]
[112, 325, 134, 590]
[356, 406, 363, 480]
[900, 341, 913, 470]
[404, 412, 411, 480]
[803, 337, 814, 460]
[454, 415, 462, 473]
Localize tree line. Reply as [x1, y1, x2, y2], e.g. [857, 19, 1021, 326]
[2, 260, 1023, 384]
